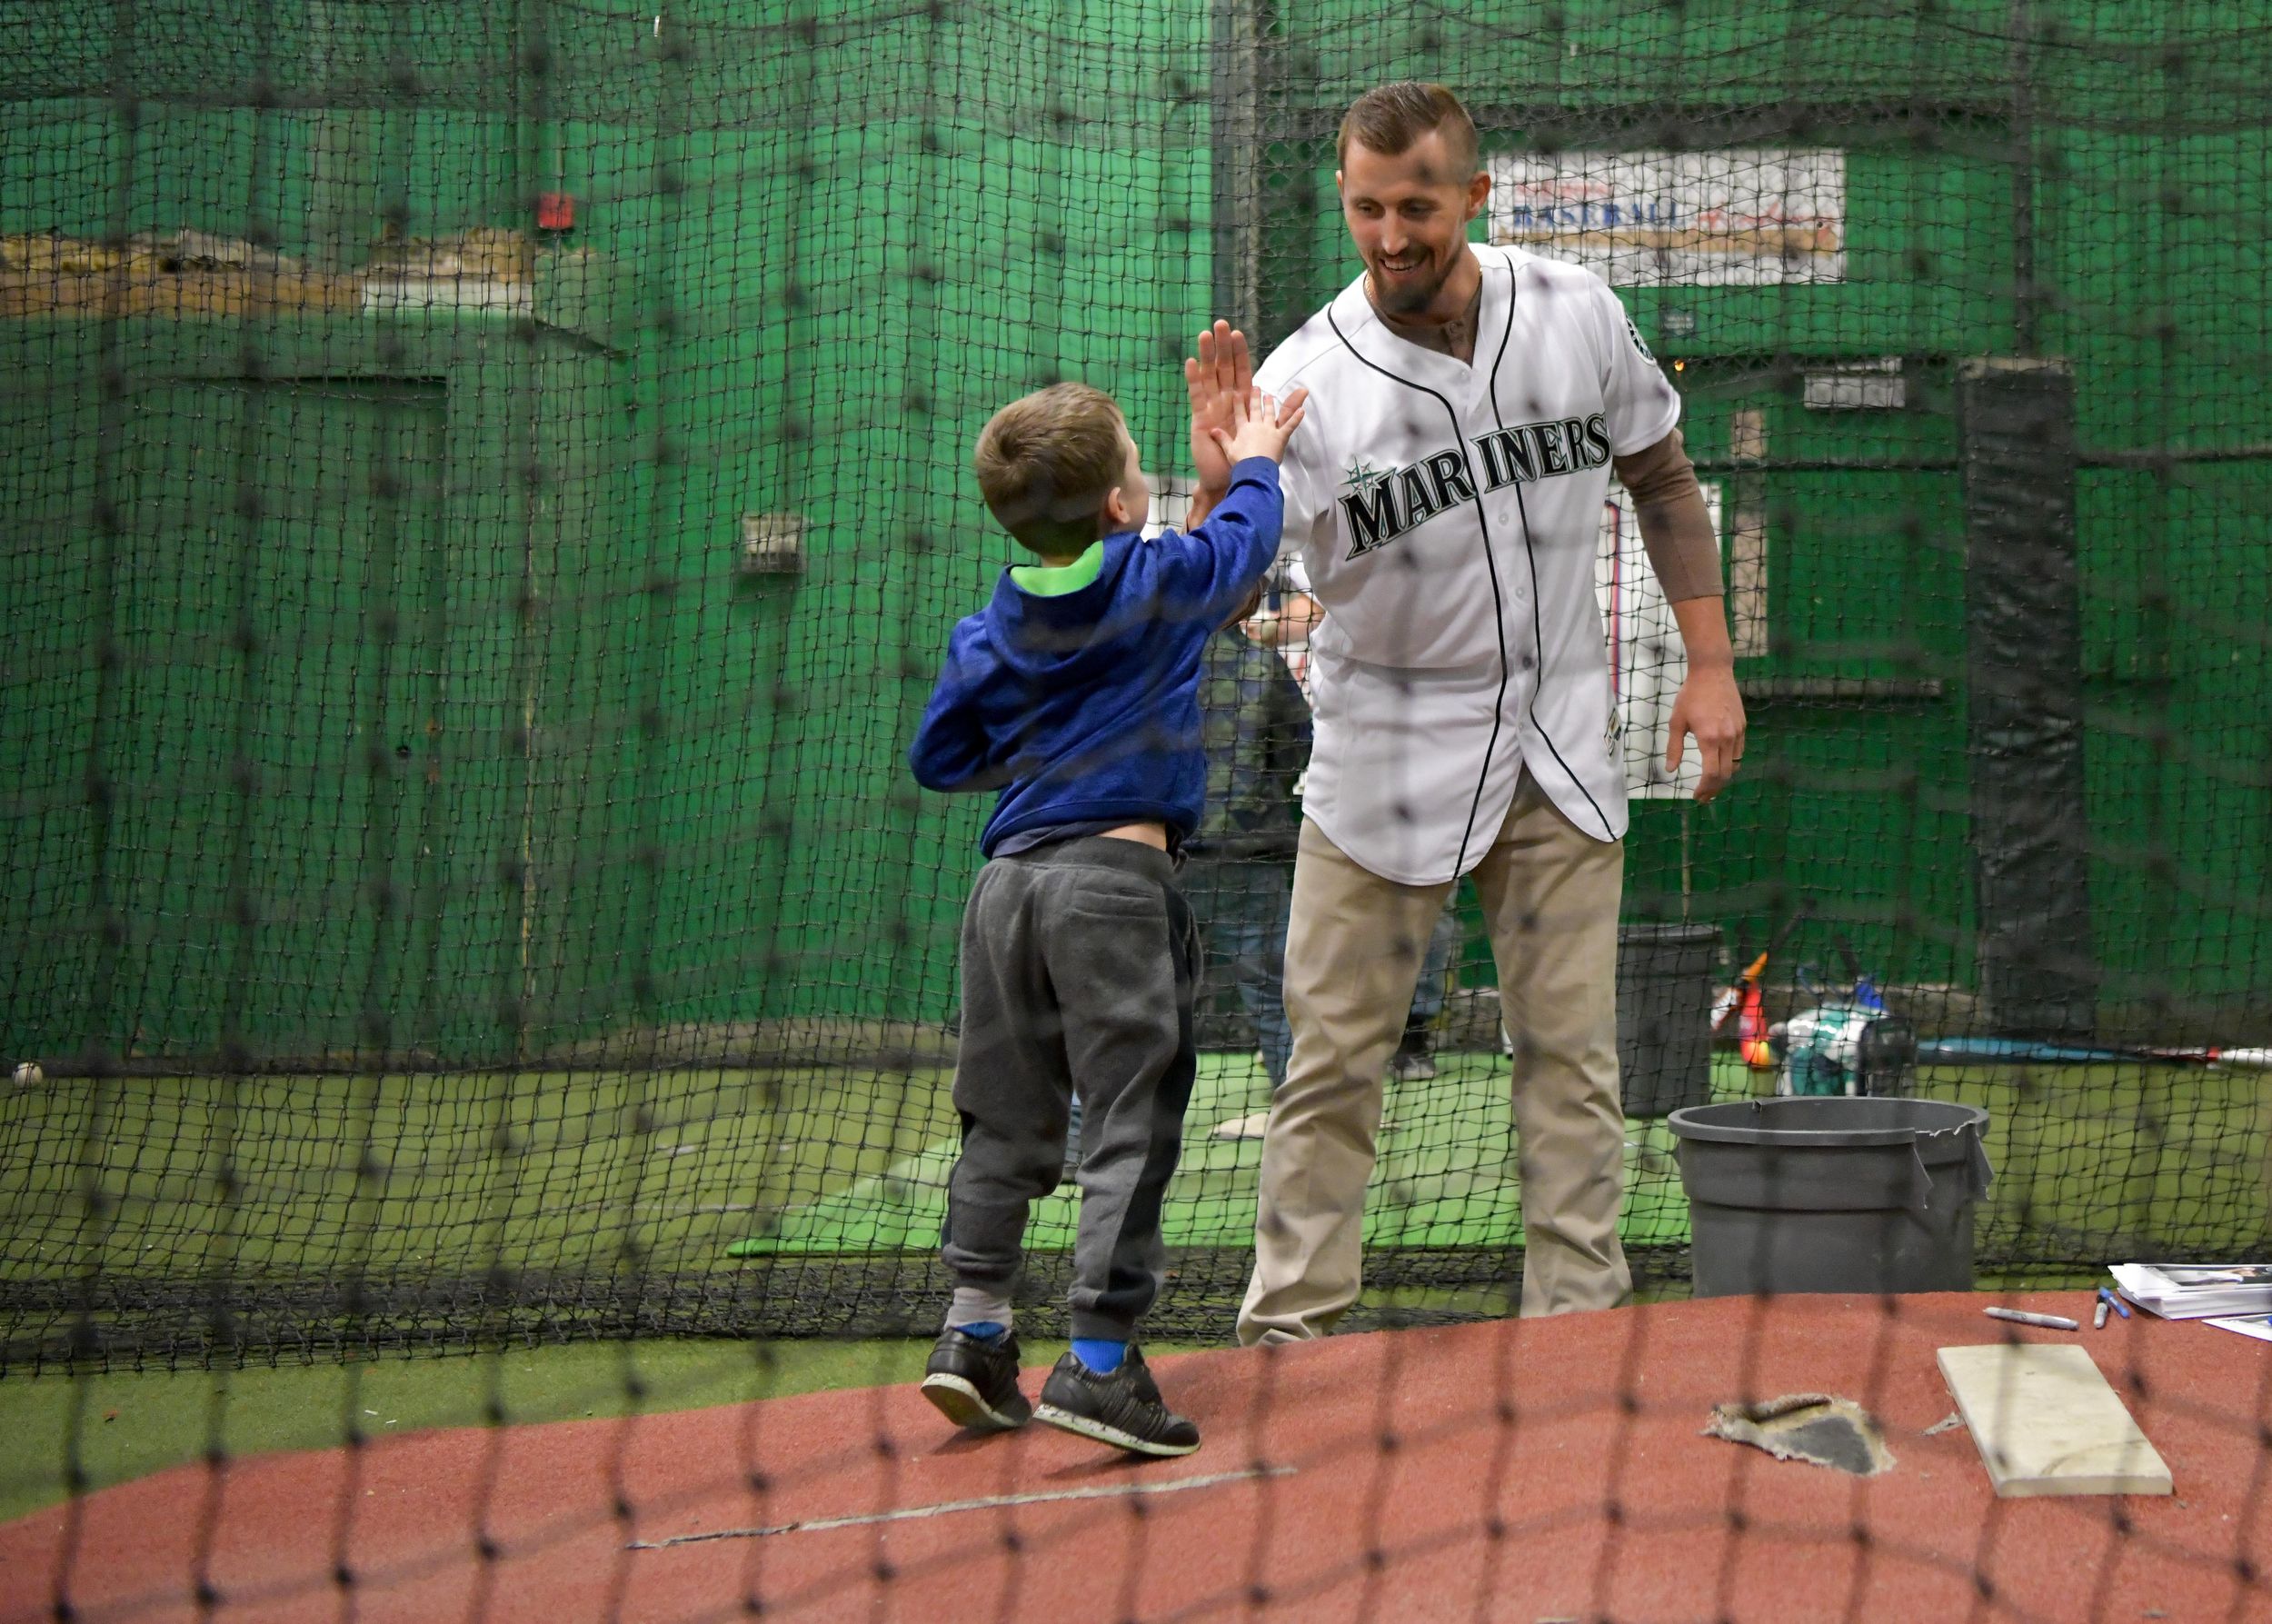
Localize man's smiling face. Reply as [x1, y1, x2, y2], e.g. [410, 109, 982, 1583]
[1338, 127, 1490, 319]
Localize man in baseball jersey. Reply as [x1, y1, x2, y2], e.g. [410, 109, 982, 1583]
[1232, 82, 1747, 1342]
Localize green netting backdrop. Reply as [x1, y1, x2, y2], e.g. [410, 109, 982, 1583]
[2, 0, 2269, 1366]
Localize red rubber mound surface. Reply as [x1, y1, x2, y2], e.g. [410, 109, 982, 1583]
[5, 1293, 2269, 1622]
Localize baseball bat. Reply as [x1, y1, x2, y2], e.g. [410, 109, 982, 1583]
[1918, 1037, 2272, 1069]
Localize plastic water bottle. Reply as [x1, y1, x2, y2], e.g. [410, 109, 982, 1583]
[1779, 1001, 1868, 1095]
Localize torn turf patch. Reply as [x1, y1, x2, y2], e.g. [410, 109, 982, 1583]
[1705, 1393, 1896, 1476]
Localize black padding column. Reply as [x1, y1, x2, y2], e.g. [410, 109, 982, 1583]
[1958, 357, 2097, 1038]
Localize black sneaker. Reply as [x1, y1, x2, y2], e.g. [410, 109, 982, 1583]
[1033, 1347, 1200, 1457]
[920, 1327, 1031, 1433]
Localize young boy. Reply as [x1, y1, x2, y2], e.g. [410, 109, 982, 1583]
[908, 357, 1306, 1456]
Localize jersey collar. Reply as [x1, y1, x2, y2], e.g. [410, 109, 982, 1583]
[1331, 247, 1515, 402]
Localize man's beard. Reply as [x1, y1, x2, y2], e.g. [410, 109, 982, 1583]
[1371, 249, 1453, 317]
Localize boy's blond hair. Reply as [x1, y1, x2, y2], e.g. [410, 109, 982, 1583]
[972, 383, 1127, 554]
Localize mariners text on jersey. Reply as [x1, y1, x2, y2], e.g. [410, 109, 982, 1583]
[1340, 413, 1613, 558]
[1251, 242, 1684, 882]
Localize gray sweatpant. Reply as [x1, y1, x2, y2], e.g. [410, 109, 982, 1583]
[942, 836, 1200, 1341]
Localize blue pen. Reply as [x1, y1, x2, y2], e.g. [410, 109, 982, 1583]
[2099, 1287, 2132, 1320]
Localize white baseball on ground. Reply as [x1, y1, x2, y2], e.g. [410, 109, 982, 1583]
[11, 1061, 42, 1089]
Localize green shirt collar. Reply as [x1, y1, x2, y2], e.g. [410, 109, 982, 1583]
[1009, 540, 1104, 596]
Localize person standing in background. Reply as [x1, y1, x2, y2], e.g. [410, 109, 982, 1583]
[1236, 82, 1745, 1344]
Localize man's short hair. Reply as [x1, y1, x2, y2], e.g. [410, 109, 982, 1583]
[972, 383, 1127, 554]
[1337, 81, 1480, 179]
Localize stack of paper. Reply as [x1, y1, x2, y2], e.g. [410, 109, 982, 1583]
[2108, 1263, 2272, 1320]
[2203, 1315, 2272, 1344]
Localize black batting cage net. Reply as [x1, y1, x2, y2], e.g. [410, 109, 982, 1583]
[5, 0, 2271, 1356]
[2, 3, 2271, 1617]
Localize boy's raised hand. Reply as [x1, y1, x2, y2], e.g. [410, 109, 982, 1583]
[1209, 384, 1309, 466]
[1184, 320, 1252, 498]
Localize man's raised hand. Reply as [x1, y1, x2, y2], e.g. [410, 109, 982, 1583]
[1185, 320, 1254, 499]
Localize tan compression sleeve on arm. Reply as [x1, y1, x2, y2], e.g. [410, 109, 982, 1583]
[1613, 428, 1723, 603]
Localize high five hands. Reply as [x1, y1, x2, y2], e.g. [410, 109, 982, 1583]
[1208, 381, 1308, 465]
[1185, 321, 1308, 501]
[1185, 321, 1252, 502]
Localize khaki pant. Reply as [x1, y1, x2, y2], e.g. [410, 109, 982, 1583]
[1237, 777, 1632, 1343]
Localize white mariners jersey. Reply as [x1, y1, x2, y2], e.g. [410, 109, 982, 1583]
[1256, 244, 1680, 884]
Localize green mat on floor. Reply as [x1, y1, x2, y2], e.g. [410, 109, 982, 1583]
[728, 1052, 1742, 1257]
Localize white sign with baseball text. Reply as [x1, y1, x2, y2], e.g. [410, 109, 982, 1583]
[1489, 149, 1846, 285]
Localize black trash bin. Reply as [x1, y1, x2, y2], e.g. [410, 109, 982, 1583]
[1616, 922, 1720, 1118]
[1669, 1096, 1995, 1296]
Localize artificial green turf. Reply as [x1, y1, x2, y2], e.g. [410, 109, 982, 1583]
[4, 1055, 2266, 1300]
[736, 1053, 1709, 1255]
[732, 1054, 2272, 1261]
[0, 1064, 962, 1287]
[5, 1050, 2266, 1366]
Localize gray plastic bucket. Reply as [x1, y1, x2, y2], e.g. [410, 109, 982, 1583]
[1616, 922, 1720, 1119]
[1668, 1097, 1994, 1296]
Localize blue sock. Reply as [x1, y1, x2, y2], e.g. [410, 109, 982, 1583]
[1071, 1337, 1127, 1374]
[955, 1321, 1007, 1342]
